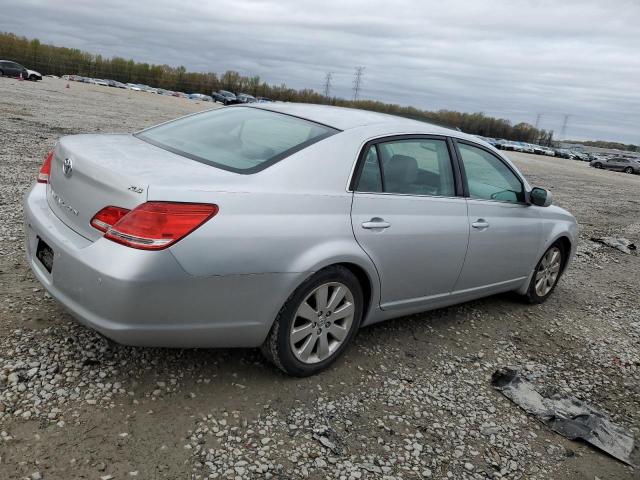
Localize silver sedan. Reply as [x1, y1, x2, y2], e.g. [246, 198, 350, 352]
[23, 104, 577, 376]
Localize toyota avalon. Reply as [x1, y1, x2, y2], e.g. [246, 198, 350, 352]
[23, 104, 577, 376]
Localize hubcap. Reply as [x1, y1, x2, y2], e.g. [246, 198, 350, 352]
[534, 247, 562, 297]
[289, 282, 355, 364]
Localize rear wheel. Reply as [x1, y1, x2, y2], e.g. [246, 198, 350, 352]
[624, 167, 634, 174]
[523, 243, 564, 303]
[261, 266, 363, 377]
[593, 162, 602, 169]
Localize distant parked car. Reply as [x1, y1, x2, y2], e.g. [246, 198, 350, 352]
[212, 90, 237, 105]
[107, 79, 127, 88]
[126, 83, 142, 91]
[26, 69, 42, 81]
[531, 145, 545, 155]
[0, 60, 29, 79]
[236, 93, 257, 103]
[45, 74, 59, 79]
[541, 147, 555, 156]
[511, 142, 534, 154]
[571, 151, 590, 162]
[554, 149, 571, 159]
[590, 157, 640, 174]
[257, 97, 273, 103]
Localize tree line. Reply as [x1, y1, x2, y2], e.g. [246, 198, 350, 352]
[565, 140, 638, 153]
[1, 31, 555, 144]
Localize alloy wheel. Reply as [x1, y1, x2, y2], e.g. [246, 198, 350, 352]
[625, 167, 633, 174]
[534, 247, 562, 297]
[289, 282, 355, 364]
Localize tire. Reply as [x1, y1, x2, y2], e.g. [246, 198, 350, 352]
[624, 167, 634, 174]
[261, 265, 363, 377]
[523, 243, 565, 304]
[593, 163, 602, 169]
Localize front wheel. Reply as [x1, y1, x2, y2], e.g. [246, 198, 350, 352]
[523, 244, 564, 303]
[261, 266, 363, 377]
[624, 167, 634, 174]
[593, 162, 602, 169]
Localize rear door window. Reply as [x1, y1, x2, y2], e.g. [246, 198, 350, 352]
[356, 138, 456, 197]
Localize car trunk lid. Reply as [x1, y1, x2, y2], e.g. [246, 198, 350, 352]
[47, 133, 240, 241]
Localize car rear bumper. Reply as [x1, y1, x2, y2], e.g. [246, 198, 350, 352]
[23, 183, 299, 348]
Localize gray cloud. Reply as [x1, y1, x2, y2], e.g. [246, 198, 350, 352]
[1, 0, 639, 142]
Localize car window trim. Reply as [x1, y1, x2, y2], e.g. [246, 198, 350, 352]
[453, 138, 529, 205]
[349, 134, 464, 197]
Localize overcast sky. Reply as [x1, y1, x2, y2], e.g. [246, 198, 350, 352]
[2, 0, 639, 143]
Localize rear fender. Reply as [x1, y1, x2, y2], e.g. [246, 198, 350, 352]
[284, 240, 382, 323]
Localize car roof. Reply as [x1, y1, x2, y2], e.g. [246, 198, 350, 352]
[243, 102, 456, 134]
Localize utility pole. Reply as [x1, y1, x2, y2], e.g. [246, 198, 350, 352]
[352, 66, 365, 101]
[560, 114, 570, 138]
[323, 72, 333, 98]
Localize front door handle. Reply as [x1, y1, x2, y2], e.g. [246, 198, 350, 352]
[471, 219, 490, 229]
[362, 218, 391, 229]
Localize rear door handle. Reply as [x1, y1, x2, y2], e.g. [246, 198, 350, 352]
[471, 219, 490, 229]
[362, 218, 391, 229]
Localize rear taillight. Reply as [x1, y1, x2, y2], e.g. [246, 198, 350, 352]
[90, 206, 131, 232]
[98, 202, 218, 250]
[37, 151, 53, 183]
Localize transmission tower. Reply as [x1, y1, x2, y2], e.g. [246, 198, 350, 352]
[560, 114, 570, 138]
[535, 113, 542, 129]
[323, 72, 333, 98]
[352, 66, 365, 101]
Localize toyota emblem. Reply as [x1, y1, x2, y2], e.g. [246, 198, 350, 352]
[62, 158, 73, 177]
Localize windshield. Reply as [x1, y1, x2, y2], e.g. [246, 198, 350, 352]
[136, 107, 339, 173]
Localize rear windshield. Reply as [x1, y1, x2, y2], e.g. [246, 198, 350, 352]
[136, 107, 338, 173]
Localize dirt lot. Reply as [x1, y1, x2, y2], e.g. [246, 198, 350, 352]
[1, 78, 639, 480]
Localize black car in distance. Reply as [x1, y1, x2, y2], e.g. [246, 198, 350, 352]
[0, 60, 29, 79]
[212, 90, 238, 105]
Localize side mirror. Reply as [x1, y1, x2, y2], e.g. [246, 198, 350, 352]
[529, 187, 553, 207]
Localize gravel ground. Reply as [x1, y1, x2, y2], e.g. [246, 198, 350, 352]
[0, 78, 639, 480]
